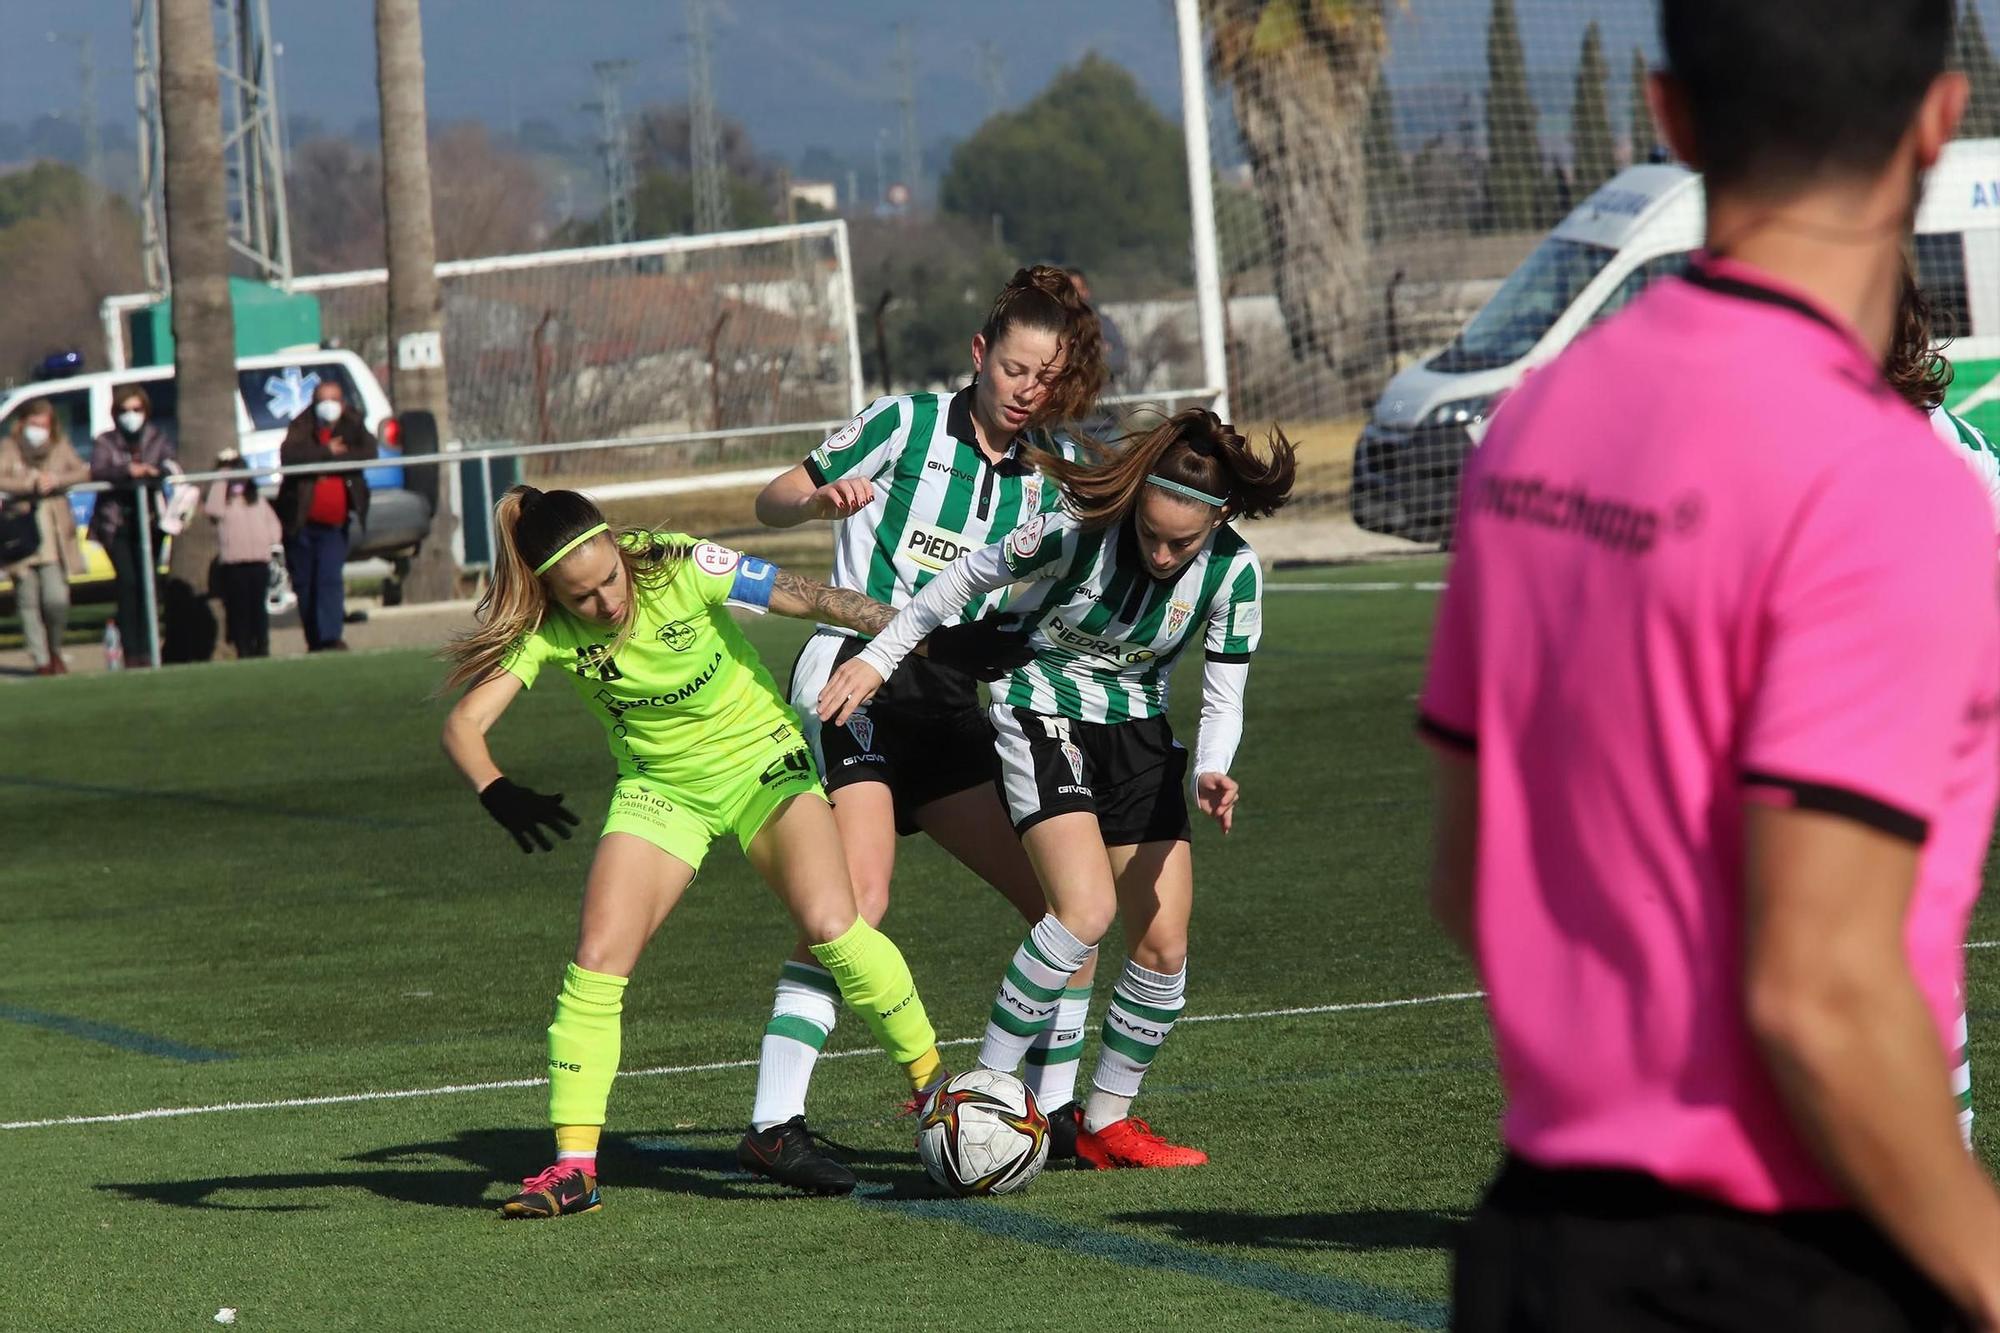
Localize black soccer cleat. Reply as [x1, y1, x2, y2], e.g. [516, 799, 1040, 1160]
[1045, 1100, 1082, 1162]
[498, 1162, 601, 1219]
[736, 1116, 859, 1196]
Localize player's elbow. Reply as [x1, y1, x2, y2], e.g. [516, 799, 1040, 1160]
[1744, 945, 1888, 1078]
[755, 474, 808, 528]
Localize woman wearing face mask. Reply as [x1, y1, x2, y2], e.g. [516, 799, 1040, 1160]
[739, 266, 1107, 1191]
[820, 408, 1296, 1169]
[0, 401, 89, 675]
[276, 381, 375, 651]
[89, 386, 177, 668]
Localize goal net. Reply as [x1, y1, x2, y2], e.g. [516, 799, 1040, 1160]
[103, 220, 864, 485]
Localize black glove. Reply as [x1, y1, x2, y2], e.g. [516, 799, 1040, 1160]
[479, 776, 580, 853]
[922, 617, 1036, 682]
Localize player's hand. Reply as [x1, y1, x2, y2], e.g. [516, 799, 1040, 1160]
[478, 776, 580, 853]
[818, 659, 885, 725]
[806, 478, 874, 520]
[921, 617, 1035, 682]
[1195, 772, 1239, 835]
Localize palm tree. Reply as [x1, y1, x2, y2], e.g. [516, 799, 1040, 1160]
[375, 0, 459, 602]
[1205, 0, 1398, 388]
[159, 0, 237, 659]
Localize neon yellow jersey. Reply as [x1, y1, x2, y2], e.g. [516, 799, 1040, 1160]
[501, 532, 799, 786]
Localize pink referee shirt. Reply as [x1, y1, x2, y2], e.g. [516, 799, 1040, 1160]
[1420, 256, 2000, 1212]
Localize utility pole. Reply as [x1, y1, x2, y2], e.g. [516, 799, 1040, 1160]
[687, 0, 730, 234]
[133, 0, 291, 289]
[587, 59, 635, 244]
[47, 32, 103, 263]
[894, 22, 920, 211]
[158, 0, 238, 658]
[216, 0, 292, 285]
[975, 39, 1005, 120]
[376, 0, 459, 601]
[133, 0, 168, 291]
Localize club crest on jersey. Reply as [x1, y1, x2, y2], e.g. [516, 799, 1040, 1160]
[693, 542, 740, 576]
[1006, 514, 1047, 564]
[1061, 740, 1085, 789]
[1021, 474, 1044, 512]
[847, 710, 875, 753]
[657, 618, 697, 651]
[1166, 599, 1194, 636]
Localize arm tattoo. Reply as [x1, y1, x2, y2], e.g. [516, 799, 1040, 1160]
[772, 568, 896, 636]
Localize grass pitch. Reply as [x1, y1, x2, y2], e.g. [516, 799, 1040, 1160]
[5, 555, 1989, 1331]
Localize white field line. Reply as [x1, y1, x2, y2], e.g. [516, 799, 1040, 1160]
[1968, 940, 2000, 950]
[0, 989, 1486, 1132]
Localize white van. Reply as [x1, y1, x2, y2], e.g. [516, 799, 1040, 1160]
[0, 348, 432, 592]
[1351, 138, 2000, 544]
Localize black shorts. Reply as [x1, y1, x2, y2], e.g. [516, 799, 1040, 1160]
[789, 630, 1000, 837]
[990, 705, 1191, 845]
[1453, 1156, 1964, 1333]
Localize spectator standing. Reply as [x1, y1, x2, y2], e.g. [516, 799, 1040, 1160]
[205, 454, 283, 660]
[0, 400, 89, 674]
[275, 380, 373, 652]
[1423, 2, 2000, 1330]
[89, 385, 176, 669]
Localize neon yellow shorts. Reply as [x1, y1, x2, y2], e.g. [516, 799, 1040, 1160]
[600, 726, 826, 872]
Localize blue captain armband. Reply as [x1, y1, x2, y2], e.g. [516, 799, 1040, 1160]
[726, 557, 777, 612]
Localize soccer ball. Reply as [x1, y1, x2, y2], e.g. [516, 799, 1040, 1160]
[915, 1069, 1050, 1196]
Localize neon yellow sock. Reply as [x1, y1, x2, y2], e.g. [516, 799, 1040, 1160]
[546, 962, 628, 1129]
[809, 919, 939, 1087]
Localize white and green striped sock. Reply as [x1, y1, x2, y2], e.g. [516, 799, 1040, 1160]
[1084, 959, 1186, 1132]
[1954, 1002, 1974, 1150]
[1024, 986, 1092, 1110]
[977, 916, 1096, 1075]
[749, 960, 840, 1131]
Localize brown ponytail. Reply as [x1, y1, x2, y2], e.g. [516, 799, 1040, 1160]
[980, 265, 1108, 425]
[440, 485, 690, 691]
[1885, 258, 1953, 412]
[1029, 408, 1297, 530]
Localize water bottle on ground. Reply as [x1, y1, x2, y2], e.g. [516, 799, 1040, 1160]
[103, 621, 125, 672]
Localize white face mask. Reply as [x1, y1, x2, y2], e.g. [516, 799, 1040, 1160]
[23, 424, 49, 448]
[117, 411, 145, 435]
[314, 400, 343, 424]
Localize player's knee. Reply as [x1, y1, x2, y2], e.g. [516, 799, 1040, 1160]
[1129, 938, 1186, 976]
[850, 874, 892, 927]
[1053, 900, 1116, 947]
[798, 906, 862, 947]
[571, 936, 632, 977]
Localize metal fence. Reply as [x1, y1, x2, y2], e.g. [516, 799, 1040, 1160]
[50, 384, 1217, 673]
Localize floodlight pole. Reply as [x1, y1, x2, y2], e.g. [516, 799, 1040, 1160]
[1174, 0, 1229, 420]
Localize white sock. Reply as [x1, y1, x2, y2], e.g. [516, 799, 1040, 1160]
[1024, 985, 1092, 1110]
[1084, 958, 1186, 1132]
[977, 915, 1097, 1074]
[749, 961, 840, 1131]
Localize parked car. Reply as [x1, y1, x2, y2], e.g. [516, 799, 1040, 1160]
[1351, 138, 2000, 545]
[0, 349, 437, 603]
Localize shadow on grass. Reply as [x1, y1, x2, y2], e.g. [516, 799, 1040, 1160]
[97, 1124, 938, 1212]
[1116, 1207, 1466, 1254]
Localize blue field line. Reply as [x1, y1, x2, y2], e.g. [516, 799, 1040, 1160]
[0, 1006, 235, 1063]
[623, 1135, 1443, 1328]
[0, 773, 412, 831]
[864, 1194, 1446, 1328]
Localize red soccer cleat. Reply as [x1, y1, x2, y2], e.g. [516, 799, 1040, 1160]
[1074, 1116, 1208, 1169]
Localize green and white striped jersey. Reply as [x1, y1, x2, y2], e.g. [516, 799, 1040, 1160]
[1932, 405, 2000, 528]
[936, 510, 1265, 724]
[804, 387, 1080, 627]
[985, 512, 1263, 722]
